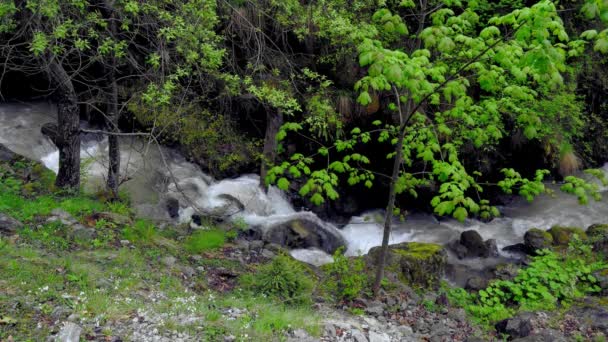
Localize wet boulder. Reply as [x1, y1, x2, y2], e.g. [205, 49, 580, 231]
[0, 143, 17, 162]
[263, 215, 346, 254]
[448, 230, 498, 258]
[548, 225, 587, 246]
[368, 242, 447, 288]
[204, 194, 245, 218]
[165, 197, 180, 218]
[524, 228, 553, 254]
[495, 312, 534, 340]
[587, 224, 608, 239]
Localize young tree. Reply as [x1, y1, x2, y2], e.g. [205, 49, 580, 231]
[267, 0, 607, 296]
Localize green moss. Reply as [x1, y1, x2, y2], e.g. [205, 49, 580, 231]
[183, 229, 226, 253]
[528, 228, 553, 241]
[392, 242, 443, 259]
[548, 226, 587, 245]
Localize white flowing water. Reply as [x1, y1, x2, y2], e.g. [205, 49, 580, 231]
[1, 102, 607, 266]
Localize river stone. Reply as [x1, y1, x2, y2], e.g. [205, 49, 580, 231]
[368, 242, 447, 288]
[460, 230, 487, 257]
[524, 228, 553, 254]
[0, 213, 22, 235]
[55, 322, 82, 342]
[547, 225, 587, 245]
[465, 276, 488, 291]
[165, 197, 180, 218]
[263, 216, 346, 254]
[587, 224, 608, 239]
[0, 143, 17, 161]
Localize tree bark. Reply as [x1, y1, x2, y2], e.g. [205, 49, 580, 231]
[372, 125, 406, 296]
[259, 109, 283, 190]
[372, 88, 409, 296]
[106, 70, 120, 199]
[48, 59, 80, 190]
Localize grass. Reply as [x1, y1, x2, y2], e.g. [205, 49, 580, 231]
[184, 229, 226, 253]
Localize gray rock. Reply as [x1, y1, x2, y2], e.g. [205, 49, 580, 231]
[465, 276, 488, 291]
[368, 331, 390, 342]
[398, 325, 414, 336]
[180, 266, 196, 278]
[511, 329, 567, 342]
[324, 324, 337, 338]
[249, 240, 264, 250]
[71, 224, 96, 241]
[55, 322, 82, 342]
[0, 143, 16, 161]
[495, 312, 534, 339]
[485, 239, 499, 257]
[161, 256, 177, 267]
[365, 300, 385, 317]
[0, 213, 22, 235]
[235, 239, 250, 251]
[263, 215, 346, 254]
[460, 230, 489, 258]
[350, 329, 368, 342]
[261, 249, 275, 259]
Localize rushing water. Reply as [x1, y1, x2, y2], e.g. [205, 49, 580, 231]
[1, 102, 607, 266]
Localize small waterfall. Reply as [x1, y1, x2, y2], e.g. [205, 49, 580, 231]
[1, 102, 608, 266]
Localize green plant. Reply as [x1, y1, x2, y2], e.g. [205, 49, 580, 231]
[321, 247, 368, 301]
[449, 242, 607, 326]
[122, 219, 156, 244]
[240, 254, 313, 305]
[184, 229, 226, 253]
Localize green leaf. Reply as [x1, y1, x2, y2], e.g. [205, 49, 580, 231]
[357, 91, 372, 106]
[453, 207, 468, 222]
[277, 178, 289, 191]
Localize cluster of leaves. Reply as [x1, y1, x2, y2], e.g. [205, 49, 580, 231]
[448, 240, 607, 326]
[240, 254, 314, 305]
[321, 247, 369, 301]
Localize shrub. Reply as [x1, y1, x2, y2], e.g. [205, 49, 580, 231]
[321, 247, 368, 301]
[448, 242, 607, 326]
[240, 254, 313, 305]
[184, 229, 225, 253]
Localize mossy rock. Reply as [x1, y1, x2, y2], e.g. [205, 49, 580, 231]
[524, 228, 553, 254]
[587, 224, 608, 239]
[547, 226, 587, 246]
[368, 242, 447, 289]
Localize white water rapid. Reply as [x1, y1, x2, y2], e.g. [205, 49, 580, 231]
[1, 102, 607, 266]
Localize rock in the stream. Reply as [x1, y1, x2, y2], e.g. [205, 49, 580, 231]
[263, 216, 346, 254]
[0, 213, 22, 235]
[165, 197, 180, 218]
[0, 143, 17, 161]
[460, 230, 488, 258]
[368, 242, 447, 288]
[55, 322, 82, 342]
[547, 225, 587, 245]
[587, 224, 608, 239]
[524, 228, 553, 254]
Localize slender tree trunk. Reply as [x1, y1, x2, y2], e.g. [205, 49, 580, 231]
[104, 2, 120, 199]
[372, 126, 406, 296]
[106, 69, 120, 199]
[259, 109, 283, 190]
[49, 59, 80, 190]
[372, 88, 409, 296]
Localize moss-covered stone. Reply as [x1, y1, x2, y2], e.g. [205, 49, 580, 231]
[587, 224, 608, 239]
[547, 226, 587, 246]
[524, 228, 553, 254]
[368, 242, 447, 289]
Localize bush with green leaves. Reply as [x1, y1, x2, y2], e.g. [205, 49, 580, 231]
[448, 240, 607, 326]
[321, 247, 368, 301]
[240, 254, 313, 305]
